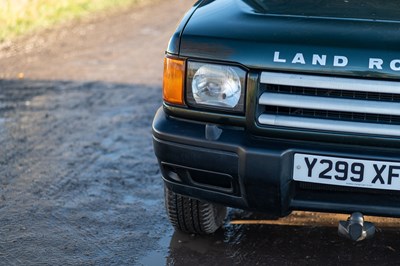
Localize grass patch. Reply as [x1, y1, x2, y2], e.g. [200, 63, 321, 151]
[0, 0, 144, 42]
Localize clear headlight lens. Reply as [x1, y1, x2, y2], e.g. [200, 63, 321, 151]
[186, 62, 246, 113]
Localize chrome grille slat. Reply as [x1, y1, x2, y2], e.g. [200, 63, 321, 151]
[258, 114, 400, 136]
[259, 92, 400, 116]
[258, 72, 400, 137]
[260, 72, 400, 94]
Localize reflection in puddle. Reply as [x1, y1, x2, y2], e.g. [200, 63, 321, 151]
[230, 211, 400, 228]
[162, 210, 400, 265]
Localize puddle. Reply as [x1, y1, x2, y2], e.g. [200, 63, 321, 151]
[137, 230, 172, 266]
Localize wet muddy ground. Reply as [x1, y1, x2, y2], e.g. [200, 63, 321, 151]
[1, 0, 400, 265]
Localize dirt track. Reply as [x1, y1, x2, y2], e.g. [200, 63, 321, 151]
[1, 0, 400, 265]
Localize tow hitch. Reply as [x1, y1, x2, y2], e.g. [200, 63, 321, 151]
[338, 212, 375, 241]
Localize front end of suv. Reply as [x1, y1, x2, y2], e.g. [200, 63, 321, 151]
[153, 0, 400, 234]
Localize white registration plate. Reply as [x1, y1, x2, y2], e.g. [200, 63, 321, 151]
[293, 154, 400, 191]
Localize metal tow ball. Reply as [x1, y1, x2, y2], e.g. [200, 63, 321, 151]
[338, 212, 376, 241]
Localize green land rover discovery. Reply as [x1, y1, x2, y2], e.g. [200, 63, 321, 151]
[153, 0, 400, 241]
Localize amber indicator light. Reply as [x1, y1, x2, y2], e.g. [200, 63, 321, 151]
[163, 57, 185, 105]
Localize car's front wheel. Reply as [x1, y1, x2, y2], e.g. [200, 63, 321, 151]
[164, 185, 227, 234]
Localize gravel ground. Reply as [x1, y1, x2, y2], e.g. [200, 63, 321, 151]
[0, 80, 163, 265]
[0, 0, 190, 264]
[1, 0, 400, 265]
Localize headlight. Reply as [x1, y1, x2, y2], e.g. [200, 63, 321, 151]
[186, 61, 246, 113]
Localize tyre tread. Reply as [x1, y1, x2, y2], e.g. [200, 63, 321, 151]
[164, 186, 226, 234]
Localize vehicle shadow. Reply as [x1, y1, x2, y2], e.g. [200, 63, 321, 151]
[167, 210, 400, 265]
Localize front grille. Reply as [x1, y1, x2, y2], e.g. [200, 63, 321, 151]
[257, 72, 400, 137]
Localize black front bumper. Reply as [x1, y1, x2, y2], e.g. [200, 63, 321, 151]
[153, 107, 400, 218]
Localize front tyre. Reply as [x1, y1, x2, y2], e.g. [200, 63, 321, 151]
[164, 185, 227, 234]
